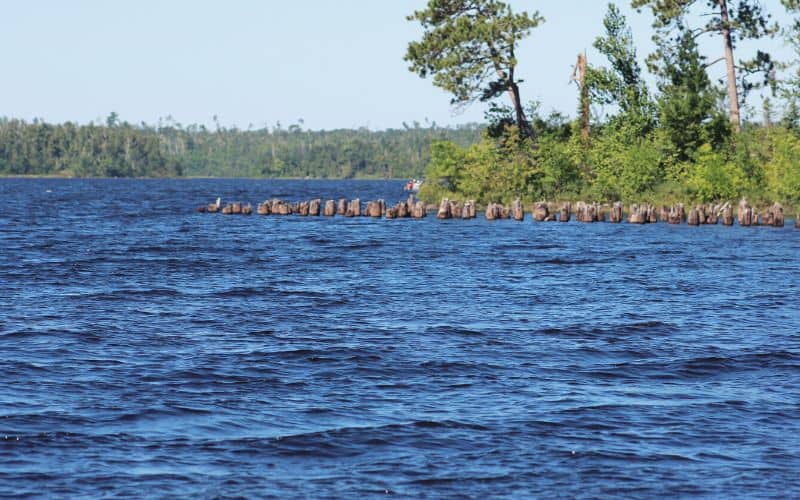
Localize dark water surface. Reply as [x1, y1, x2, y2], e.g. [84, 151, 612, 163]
[1, 178, 799, 497]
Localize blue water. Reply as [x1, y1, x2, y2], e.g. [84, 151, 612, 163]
[1, 178, 799, 497]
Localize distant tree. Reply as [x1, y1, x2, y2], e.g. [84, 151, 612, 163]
[405, 0, 543, 140]
[632, 0, 778, 132]
[106, 112, 119, 128]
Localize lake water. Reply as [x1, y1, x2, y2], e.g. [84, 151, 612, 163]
[1, 178, 799, 497]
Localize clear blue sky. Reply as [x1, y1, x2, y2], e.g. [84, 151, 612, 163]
[1, 1, 795, 130]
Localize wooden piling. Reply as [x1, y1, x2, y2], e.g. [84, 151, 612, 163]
[647, 205, 657, 223]
[559, 202, 571, 222]
[309, 199, 321, 216]
[337, 198, 347, 216]
[324, 200, 336, 216]
[628, 204, 644, 224]
[532, 201, 548, 222]
[687, 206, 700, 226]
[721, 203, 733, 225]
[345, 199, 360, 217]
[738, 198, 753, 226]
[367, 200, 383, 218]
[242, 203, 253, 215]
[449, 200, 461, 219]
[437, 198, 452, 219]
[767, 202, 784, 227]
[484, 203, 500, 220]
[705, 204, 719, 225]
[297, 201, 310, 216]
[397, 201, 410, 218]
[511, 199, 525, 221]
[575, 202, 591, 222]
[609, 202, 623, 223]
[460, 200, 476, 219]
[667, 204, 684, 224]
[411, 201, 427, 218]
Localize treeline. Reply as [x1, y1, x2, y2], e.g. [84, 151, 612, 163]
[412, 1, 800, 210]
[0, 117, 481, 178]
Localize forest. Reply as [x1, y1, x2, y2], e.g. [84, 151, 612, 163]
[410, 0, 800, 210]
[0, 117, 480, 179]
[2, 0, 800, 211]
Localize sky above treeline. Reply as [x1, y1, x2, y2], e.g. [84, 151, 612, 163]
[1, 1, 796, 130]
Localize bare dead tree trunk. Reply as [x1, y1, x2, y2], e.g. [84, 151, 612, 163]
[578, 53, 589, 145]
[718, 0, 741, 132]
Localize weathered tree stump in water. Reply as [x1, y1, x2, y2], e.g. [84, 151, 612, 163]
[667, 204, 684, 224]
[738, 198, 753, 226]
[575, 202, 592, 222]
[460, 200, 476, 219]
[705, 204, 719, 225]
[221, 204, 232, 215]
[721, 203, 733, 225]
[309, 199, 321, 216]
[559, 202, 571, 222]
[385, 206, 398, 219]
[687, 207, 700, 226]
[594, 203, 606, 222]
[337, 199, 347, 216]
[366, 200, 383, 218]
[242, 203, 253, 215]
[510, 199, 524, 221]
[397, 201, 410, 218]
[297, 201, 310, 216]
[609, 202, 623, 223]
[485, 203, 501, 220]
[345, 199, 360, 217]
[449, 201, 461, 219]
[532, 201, 548, 222]
[257, 202, 270, 215]
[767, 202, 784, 227]
[628, 204, 645, 224]
[411, 201, 427, 218]
[323, 200, 336, 216]
[437, 198, 452, 219]
[629, 204, 656, 224]
[695, 205, 706, 225]
[230, 202, 242, 215]
[647, 205, 657, 223]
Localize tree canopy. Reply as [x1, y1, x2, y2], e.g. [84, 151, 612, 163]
[405, 0, 543, 139]
[631, 0, 778, 132]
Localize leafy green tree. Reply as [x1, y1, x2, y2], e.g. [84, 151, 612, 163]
[632, 0, 778, 132]
[405, 0, 543, 139]
[588, 4, 655, 137]
[656, 30, 729, 166]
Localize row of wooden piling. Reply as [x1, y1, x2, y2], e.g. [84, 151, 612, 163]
[198, 197, 798, 228]
[199, 195, 432, 219]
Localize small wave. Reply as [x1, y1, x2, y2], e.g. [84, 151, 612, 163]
[539, 258, 600, 265]
[424, 325, 484, 337]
